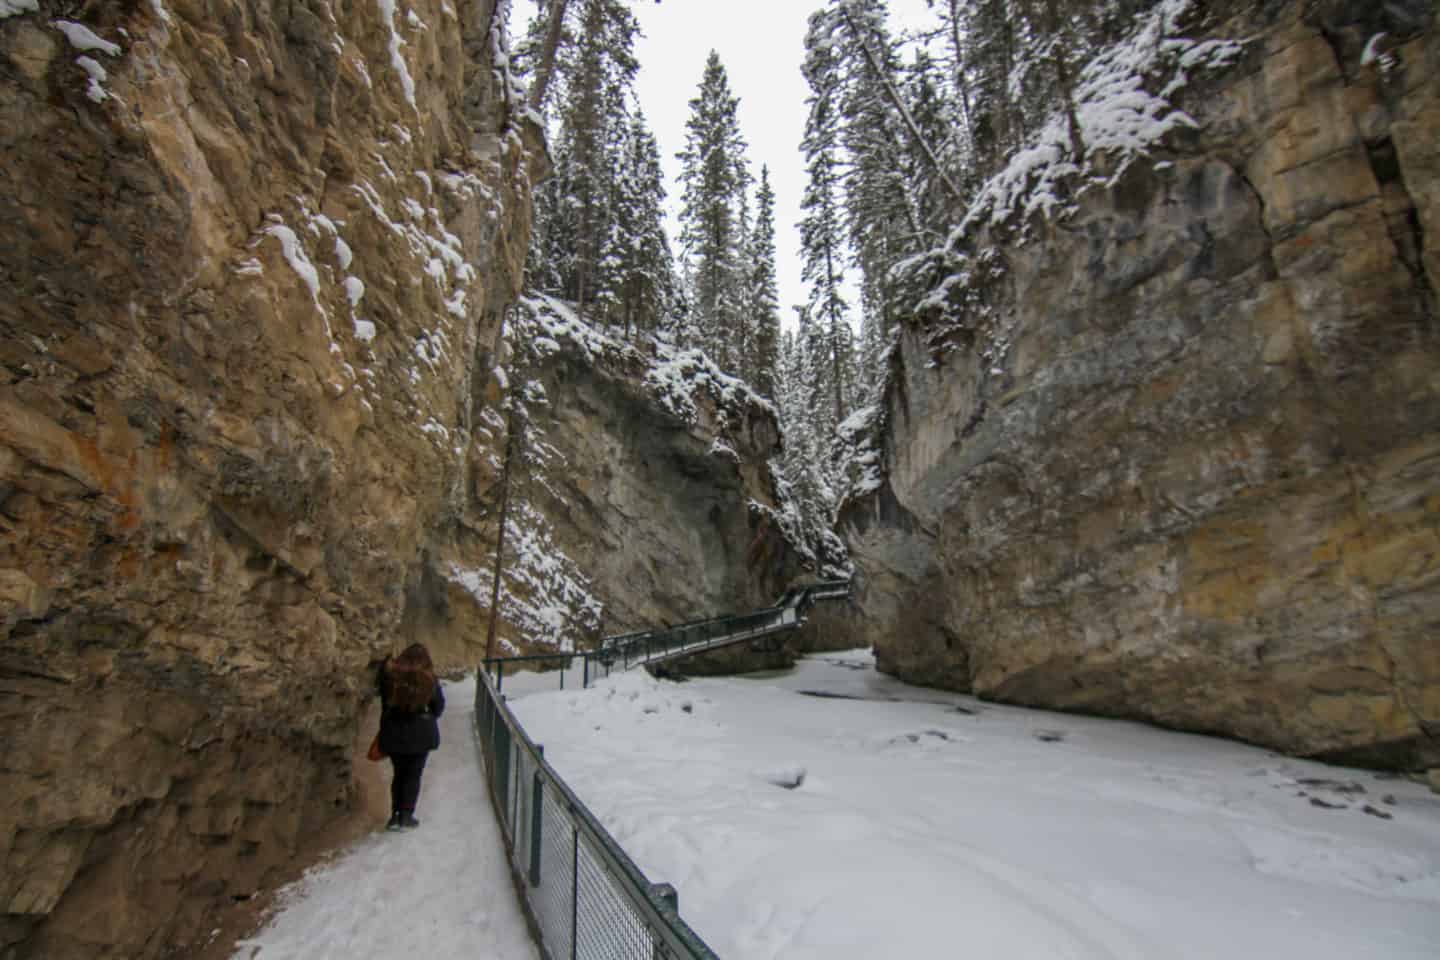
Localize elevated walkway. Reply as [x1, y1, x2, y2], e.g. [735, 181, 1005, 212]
[484, 579, 851, 692]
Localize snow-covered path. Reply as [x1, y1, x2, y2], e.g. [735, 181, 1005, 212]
[512, 650, 1440, 959]
[232, 678, 538, 960]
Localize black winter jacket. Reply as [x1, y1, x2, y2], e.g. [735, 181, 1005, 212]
[377, 662, 445, 756]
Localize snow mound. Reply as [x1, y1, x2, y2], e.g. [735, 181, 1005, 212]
[515, 295, 776, 430]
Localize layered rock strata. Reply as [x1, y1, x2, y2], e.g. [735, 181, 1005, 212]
[435, 297, 805, 671]
[842, 1, 1440, 769]
[0, 1, 542, 956]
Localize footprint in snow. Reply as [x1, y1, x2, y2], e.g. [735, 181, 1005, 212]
[886, 730, 954, 747]
[757, 765, 807, 790]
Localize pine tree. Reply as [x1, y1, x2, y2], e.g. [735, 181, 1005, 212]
[748, 166, 781, 400]
[838, 0, 922, 342]
[799, 10, 851, 430]
[610, 105, 676, 340]
[676, 50, 753, 373]
[523, 0, 653, 326]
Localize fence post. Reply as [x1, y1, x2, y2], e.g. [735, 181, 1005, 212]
[570, 824, 580, 960]
[511, 739, 521, 829]
[583, 655, 590, 689]
[529, 746, 544, 886]
[650, 883, 679, 960]
[497, 659, 505, 694]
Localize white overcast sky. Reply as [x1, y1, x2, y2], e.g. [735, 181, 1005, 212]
[513, 0, 938, 329]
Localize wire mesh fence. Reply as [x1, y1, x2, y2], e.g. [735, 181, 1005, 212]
[474, 670, 720, 960]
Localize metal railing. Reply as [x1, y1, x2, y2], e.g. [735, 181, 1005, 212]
[474, 668, 720, 960]
[472, 580, 850, 957]
[483, 580, 852, 693]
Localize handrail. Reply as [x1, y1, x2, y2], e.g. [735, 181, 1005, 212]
[472, 578, 850, 957]
[483, 579, 851, 691]
[475, 668, 719, 959]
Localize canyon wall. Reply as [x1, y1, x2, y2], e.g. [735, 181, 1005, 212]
[0, 4, 808, 955]
[842, 1, 1440, 770]
[0, 1, 540, 956]
[437, 297, 806, 672]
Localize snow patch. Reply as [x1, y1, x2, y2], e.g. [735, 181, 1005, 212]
[334, 236, 353, 270]
[51, 19, 120, 56]
[1, 0, 38, 18]
[263, 221, 322, 308]
[344, 276, 365, 307]
[74, 55, 109, 102]
[1361, 33, 1387, 66]
[375, 0, 416, 107]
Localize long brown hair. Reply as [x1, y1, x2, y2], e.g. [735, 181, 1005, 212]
[394, 643, 434, 672]
[386, 643, 437, 710]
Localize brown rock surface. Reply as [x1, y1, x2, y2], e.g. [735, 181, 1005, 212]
[841, 3, 1440, 769]
[439, 298, 806, 668]
[1, 1, 542, 956]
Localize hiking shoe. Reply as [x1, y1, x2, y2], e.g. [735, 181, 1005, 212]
[386, 812, 403, 831]
[399, 813, 420, 829]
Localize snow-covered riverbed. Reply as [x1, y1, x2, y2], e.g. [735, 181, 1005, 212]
[511, 649, 1440, 959]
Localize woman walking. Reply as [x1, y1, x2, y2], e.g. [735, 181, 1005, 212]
[376, 643, 445, 830]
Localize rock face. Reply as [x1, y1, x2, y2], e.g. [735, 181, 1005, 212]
[437, 297, 805, 668]
[0, 5, 809, 950]
[841, 2, 1440, 769]
[0, 1, 543, 956]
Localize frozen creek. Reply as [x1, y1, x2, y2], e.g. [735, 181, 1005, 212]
[512, 650, 1440, 959]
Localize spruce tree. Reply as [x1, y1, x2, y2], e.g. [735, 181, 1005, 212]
[611, 105, 676, 340]
[523, 0, 653, 326]
[748, 166, 782, 401]
[676, 51, 752, 373]
[799, 10, 851, 430]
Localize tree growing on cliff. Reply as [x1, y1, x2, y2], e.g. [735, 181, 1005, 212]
[799, 9, 863, 431]
[747, 166, 782, 399]
[676, 50, 753, 373]
[610, 105, 677, 340]
[522, 0, 675, 334]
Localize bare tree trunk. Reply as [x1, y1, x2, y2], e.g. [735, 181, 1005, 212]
[527, 0, 570, 111]
[824, 244, 843, 427]
[1043, 0, 1086, 164]
[836, 5, 965, 205]
[484, 377, 525, 661]
[945, 0, 979, 159]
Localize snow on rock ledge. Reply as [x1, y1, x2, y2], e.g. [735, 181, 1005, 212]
[0, 2, 543, 957]
[447, 295, 805, 667]
[842, 0, 1440, 770]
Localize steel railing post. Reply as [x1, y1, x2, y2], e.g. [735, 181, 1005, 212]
[529, 746, 544, 886]
[570, 823, 580, 960]
[651, 884, 679, 960]
[511, 739, 521, 830]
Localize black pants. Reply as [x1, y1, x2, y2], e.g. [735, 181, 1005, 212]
[389, 752, 429, 813]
